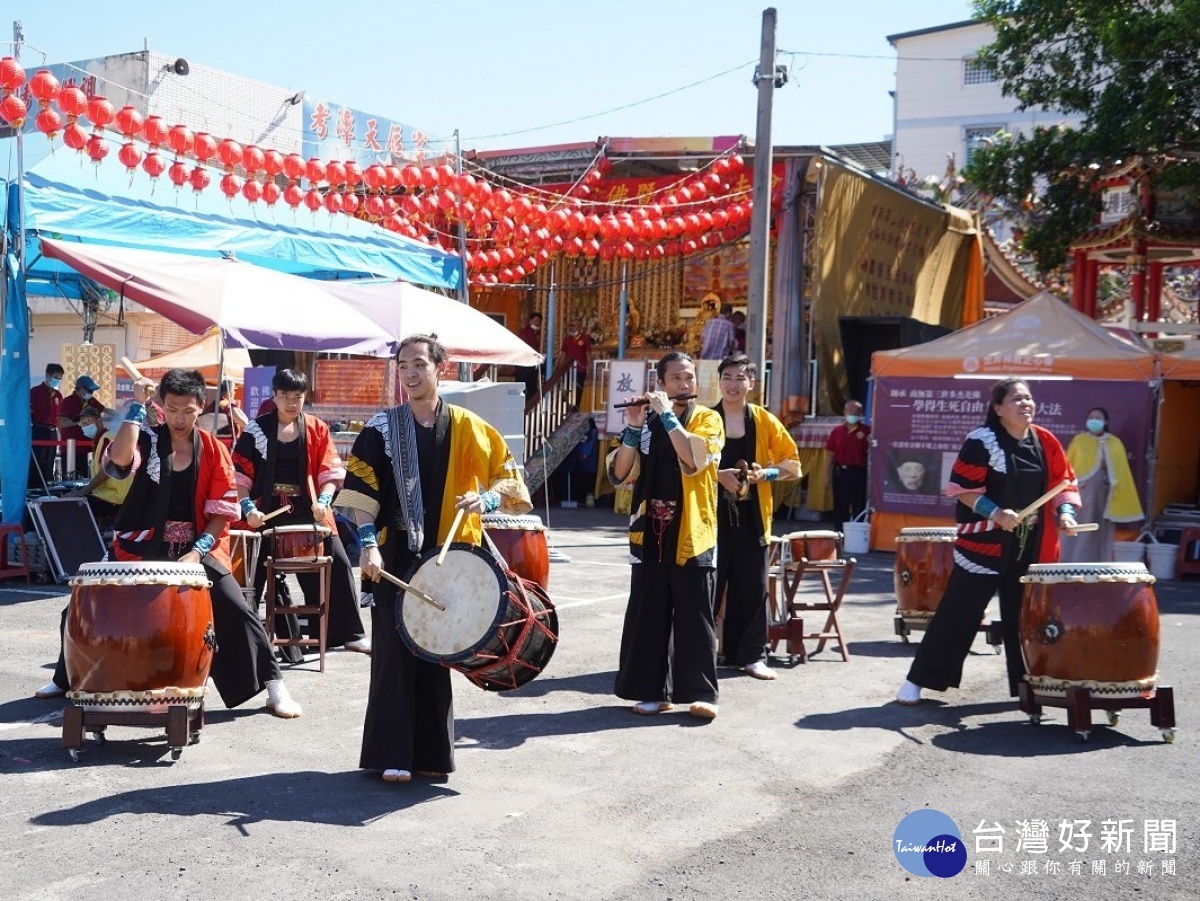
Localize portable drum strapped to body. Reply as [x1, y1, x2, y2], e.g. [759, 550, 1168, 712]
[61, 561, 215, 761]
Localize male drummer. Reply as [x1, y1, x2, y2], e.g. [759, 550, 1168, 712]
[232, 368, 370, 659]
[711, 353, 801, 680]
[336, 334, 531, 784]
[36, 369, 302, 718]
[608, 351, 724, 718]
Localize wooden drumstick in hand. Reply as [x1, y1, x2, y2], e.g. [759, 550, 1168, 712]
[1016, 480, 1071, 521]
[437, 506, 467, 566]
[259, 504, 293, 525]
[120, 356, 145, 381]
[377, 569, 446, 611]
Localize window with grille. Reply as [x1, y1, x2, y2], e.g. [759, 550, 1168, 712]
[963, 57, 996, 85]
[964, 127, 997, 166]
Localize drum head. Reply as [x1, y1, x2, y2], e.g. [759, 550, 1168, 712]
[398, 543, 508, 663]
[896, 528, 958, 542]
[72, 560, 209, 587]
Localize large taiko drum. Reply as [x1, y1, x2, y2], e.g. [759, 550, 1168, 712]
[894, 528, 958, 619]
[482, 512, 550, 589]
[787, 530, 842, 563]
[1019, 562, 1160, 700]
[229, 529, 263, 603]
[397, 543, 558, 692]
[64, 561, 215, 712]
[264, 523, 330, 561]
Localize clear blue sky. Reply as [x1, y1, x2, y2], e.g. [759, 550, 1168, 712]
[7, 1, 975, 152]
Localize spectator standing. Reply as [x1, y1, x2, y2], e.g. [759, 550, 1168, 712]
[560, 317, 592, 408]
[700, 304, 737, 360]
[515, 312, 543, 405]
[30, 363, 64, 484]
[824, 400, 870, 531]
[58, 375, 106, 478]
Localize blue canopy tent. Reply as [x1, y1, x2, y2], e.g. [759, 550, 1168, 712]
[1, 135, 463, 523]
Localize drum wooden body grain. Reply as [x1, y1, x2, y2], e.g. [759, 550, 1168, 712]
[787, 530, 841, 563]
[894, 528, 958, 617]
[398, 543, 558, 691]
[264, 524, 330, 560]
[482, 512, 550, 589]
[1020, 562, 1160, 699]
[64, 562, 214, 710]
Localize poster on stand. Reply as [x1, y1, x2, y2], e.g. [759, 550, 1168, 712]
[243, 366, 277, 420]
[605, 361, 649, 435]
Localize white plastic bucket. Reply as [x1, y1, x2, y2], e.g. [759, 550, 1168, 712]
[1145, 543, 1178, 581]
[1112, 541, 1145, 565]
[843, 521, 870, 555]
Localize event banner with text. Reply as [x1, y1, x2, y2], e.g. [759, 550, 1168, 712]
[871, 378, 1154, 517]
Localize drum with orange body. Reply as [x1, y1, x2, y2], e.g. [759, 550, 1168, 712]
[64, 561, 215, 712]
[263, 523, 330, 561]
[786, 529, 841, 563]
[894, 527, 958, 620]
[1019, 562, 1160, 700]
[482, 512, 550, 589]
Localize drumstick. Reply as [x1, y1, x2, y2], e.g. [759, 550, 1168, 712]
[437, 505, 467, 566]
[377, 569, 446, 611]
[259, 504, 293, 524]
[1016, 480, 1071, 521]
[1064, 522, 1100, 533]
[120, 356, 145, 381]
[307, 474, 317, 501]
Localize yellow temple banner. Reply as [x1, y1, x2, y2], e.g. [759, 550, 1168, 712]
[812, 159, 983, 410]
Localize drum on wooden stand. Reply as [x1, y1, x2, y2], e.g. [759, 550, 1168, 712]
[64, 561, 215, 713]
[787, 530, 842, 563]
[229, 529, 263, 604]
[482, 512, 550, 589]
[894, 527, 957, 619]
[264, 523, 330, 561]
[1018, 562, 1175, 743]
[397, 543, 558, 691]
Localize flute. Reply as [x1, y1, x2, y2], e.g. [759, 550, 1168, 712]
[613, 393, 697, 409]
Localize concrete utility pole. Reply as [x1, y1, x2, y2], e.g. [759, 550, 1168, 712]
[745, 8, 786, 400]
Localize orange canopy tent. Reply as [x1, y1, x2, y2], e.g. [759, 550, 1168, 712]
[1156, 341, 1200, 516]
[867, 292, 1159, 550]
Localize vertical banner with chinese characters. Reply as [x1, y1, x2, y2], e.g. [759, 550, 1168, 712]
[302, 99, 435, 166]
[605, 361, 649, 435]
[243, 366, 276, 421]
[813, 159, 983, 412]
[871, 378, 1154, 517]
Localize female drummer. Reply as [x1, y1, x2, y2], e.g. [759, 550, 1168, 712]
[896, 378, 1081, 705]
[233, 368, 370, 659]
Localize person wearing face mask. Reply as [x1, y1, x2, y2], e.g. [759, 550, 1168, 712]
[57, 375, 107, 478]
[824, 400, 870, 531]
[560, 317, 592, 408]
[1060, 406, 1144, 563]
[29, 363, 64, 485]
[514, 311, 543, 407]
[66, 405, 130, 530]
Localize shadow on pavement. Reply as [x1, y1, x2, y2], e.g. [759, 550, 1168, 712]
[795, 699, 1017, 744]
[930, 717, 1165, 756]
[459, 704, 710, 750]
[495, 669, 618, 698]
[836, 639, 915, 659]
[29, 770, 455, 829]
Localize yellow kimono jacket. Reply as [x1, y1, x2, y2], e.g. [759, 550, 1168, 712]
[1065, 430, 1144, 522]
[720, 402, 802, 546]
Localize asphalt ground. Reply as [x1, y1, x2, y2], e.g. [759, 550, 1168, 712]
[1, 504, 1195, 900]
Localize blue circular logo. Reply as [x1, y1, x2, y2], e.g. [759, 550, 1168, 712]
[893, 809, 966, 878]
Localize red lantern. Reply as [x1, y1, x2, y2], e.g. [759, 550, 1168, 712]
[341, 191, 360, 215]
[168, 160, 190, 188]
[435, 163, 456, 186]
[365, 195, 386, 218]
[142, 115, 169, 148]
[400, 165, 422, 188]
[242, 179, 262, 203]
[364, 164, 386, 191]
[0, 94, 27, 128]
[29, 69, 60, 105]
[305, 157, 325, 185]
[262, 181, 282, 205]
[565, 236, 584, 256]
[84, 96, 115, 129]
[284, 184, 304, 208]
[167, 124, 194, 156]
[304, 189, 323, 212]
[56, 85, 88, 119]
[344, 161, 362, 186]
[242, 145, 266, 175]
[218, 173, 241, 198]
[189, 166, 211, 192]
[262, 149, 284, 177]
[0, 57, 25, 92]
[142, 151, 167, 179]
[728, 153, 745, 171]
[35, 107, 63, 139]
[194, 133, 218, 162]
[216, 138, 242, 169]
[325, 160, 347, 186]
[420, 166, 440, 190]
[278, 153, 302, 181]
[117, 141, 143, 171]
[596, 156, 612, 175]
[114, 105, 143, 138]
[383, 165, 403, 190]
[599, 243, 616, 262]
[85, 133, 109, 163]
[711, 209, 729, 230]
[322, 192, 342, 214]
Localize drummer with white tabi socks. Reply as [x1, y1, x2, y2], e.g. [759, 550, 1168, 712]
[232, 367, 370, 659]
[337, 334, 532, 784]
[36, 369, 301, 718]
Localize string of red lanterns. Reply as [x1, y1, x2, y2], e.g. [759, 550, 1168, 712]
[3, 57, 782, 285]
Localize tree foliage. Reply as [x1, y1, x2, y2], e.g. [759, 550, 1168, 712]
[964, 0, 1200, 272]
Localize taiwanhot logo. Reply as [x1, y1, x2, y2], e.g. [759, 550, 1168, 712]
[893, 809, 967, 878]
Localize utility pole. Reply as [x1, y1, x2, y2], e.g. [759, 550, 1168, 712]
[745, 8, 786, 401]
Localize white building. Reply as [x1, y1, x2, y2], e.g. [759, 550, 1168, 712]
[887, 20, 1081, 183]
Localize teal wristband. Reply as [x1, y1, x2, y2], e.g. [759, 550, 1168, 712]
[763, 467, 779, 482]
[621, 426, 640, 448]
[480, 490, 501, 514]
[658, 411, 680, 433]
[239, 497, 258, 519]
[317, 489, 334, 506]
[974, 496, 999, 519]
[192, 532, 216, 556]
[1057, 503, 1076, 519]
[124, 402, 147, 424]
[357, 522, 379, 548]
